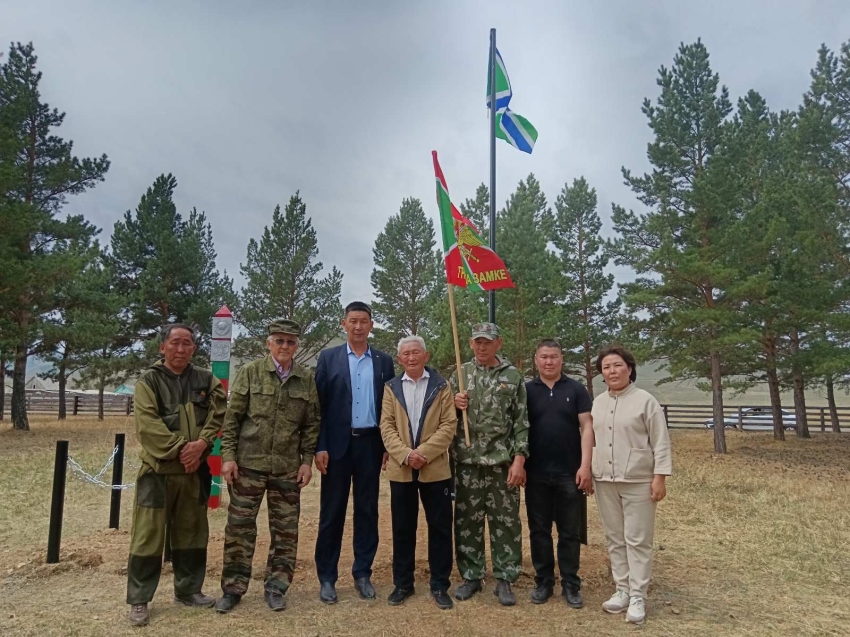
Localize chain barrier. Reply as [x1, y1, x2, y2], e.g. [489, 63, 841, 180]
[66, 446, 226, 492]
[67, 446, 135, 490]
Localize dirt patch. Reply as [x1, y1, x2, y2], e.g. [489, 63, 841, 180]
[6, 549, 104, 581]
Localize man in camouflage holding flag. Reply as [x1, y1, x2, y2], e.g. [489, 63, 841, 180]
[214, 319, 320, 613]
[451, 322, 529, 606]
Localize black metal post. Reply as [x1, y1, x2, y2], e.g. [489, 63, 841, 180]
[47, 440, 69, 564]
[488, 27, 497, 324]
[109, 433, 125, 529]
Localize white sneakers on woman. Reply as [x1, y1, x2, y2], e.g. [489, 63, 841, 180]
[601, 589, 646, 624]
[626, 596, 646, 624]
[601, 589, 630, 613]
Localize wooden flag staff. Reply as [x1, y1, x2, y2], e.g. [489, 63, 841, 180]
[447, 283, 472, 448]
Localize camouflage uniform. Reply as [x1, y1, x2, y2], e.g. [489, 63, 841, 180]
[450, 332, 530, 583]
[127, 362, 227, 605]
[219, 342, 320, 597]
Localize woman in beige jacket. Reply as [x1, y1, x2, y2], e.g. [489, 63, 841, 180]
[590, 345, 671, 625]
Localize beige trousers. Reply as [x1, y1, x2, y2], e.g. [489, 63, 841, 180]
[593, 480, 657, 598]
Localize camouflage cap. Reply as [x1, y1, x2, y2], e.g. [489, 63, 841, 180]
[268, 319, 301, 337]
[471, 322, 500, 340]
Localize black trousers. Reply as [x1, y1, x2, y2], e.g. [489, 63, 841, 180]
[390, 477, 453, 591]
[525, 471, 584, 590]
[315, 432, 382, 584]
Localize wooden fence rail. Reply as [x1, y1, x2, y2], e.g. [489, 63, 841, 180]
[6, 394, 135, 416]
[2, 393, 846, 432]
[662, 404, 848, 431]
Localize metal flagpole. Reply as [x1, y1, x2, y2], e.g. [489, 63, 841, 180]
[488, 28, 497, 324]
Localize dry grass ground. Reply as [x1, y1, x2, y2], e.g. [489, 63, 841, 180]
[0, 416, 848, 637]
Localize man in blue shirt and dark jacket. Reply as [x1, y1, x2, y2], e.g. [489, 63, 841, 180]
[313, 302, 395, 603]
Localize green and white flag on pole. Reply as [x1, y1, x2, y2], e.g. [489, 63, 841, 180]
[486, 47, 538, 154]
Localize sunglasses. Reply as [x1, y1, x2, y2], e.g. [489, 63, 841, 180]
[271, 338, 298, 347]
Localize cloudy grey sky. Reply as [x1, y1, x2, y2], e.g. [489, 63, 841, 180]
[3, 0, 849, 306]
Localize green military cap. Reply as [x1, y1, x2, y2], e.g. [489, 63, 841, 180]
[268, 318, 301, 336]
[471, 322, 500, 340]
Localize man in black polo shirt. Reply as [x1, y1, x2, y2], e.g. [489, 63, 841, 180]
[525, 339, 594, 608]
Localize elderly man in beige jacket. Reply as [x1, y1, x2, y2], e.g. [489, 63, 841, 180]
[591, 345, 672, 625]
[379, 335, 457, 610]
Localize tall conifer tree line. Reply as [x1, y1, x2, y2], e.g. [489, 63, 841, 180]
[3, 39, 850, 455]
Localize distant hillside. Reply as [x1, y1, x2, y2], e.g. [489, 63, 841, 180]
[586, 362, 850, 407]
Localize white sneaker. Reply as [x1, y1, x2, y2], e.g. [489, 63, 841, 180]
[626, 596, 646, 624]
[601, 589, 630, 614]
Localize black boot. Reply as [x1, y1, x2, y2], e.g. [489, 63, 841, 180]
[265, 590, 286, 611]
[387, 586, 414, 606]
[494, 580, 516, 607]
[174, 592, 215, 608]
[354, 576, 377, 600]
[319, 582, 338, 604]
[563, 586, 584, 609]
[214, 593, 241, 614]
[530, 582, 553, 604]
[454, 579, 482, 601]
[431, 589, 454, 610]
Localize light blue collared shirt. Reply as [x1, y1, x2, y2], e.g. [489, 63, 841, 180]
[347, 344, 376, 428]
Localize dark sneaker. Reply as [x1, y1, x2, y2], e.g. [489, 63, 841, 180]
[530, 582, 553, 604]
[319, 581, 338, 604]
[494, 579, 516, 607]
[264, 590, 286, 611]
[454, 579, 482, 601]
[128, 603, 149, 627]
[387, 586, 414, 606]
[174, 592, 215, 608]
[354, 576, 377, 600]
[214, 593, 241, 614]
[431, 589, 453, 610]
[563, 586, 584, 609]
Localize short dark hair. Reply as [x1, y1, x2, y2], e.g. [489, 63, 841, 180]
[536, 339, 563, 352]
[595, 344, 637, 382]
[344, 301, 372, 318]
[160, 323, 198, 344]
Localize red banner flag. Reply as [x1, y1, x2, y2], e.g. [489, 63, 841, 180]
[432, 151, 514, 291]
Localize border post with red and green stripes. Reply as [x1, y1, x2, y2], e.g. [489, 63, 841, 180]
[209, 305, 233, 509]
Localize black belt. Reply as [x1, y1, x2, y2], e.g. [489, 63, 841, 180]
[351, 426, 379, 437]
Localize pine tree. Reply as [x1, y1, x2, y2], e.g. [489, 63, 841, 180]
[799, 40, 850, 435]
[460, 184, 490, 235]
[236, 193, 343, 365]
[40, 234, 110, 419]
[110, 174, 235, 368]
[74, 254, 135, 420]
[611, 40, 737, 453]
[496, 174, 561, 375]
[553, 177, 620, 396]
[717, 94, 797, 440]
[370, 198, 441, 353]
[802, 42, 850, 221]
[0, 43, 110, 431]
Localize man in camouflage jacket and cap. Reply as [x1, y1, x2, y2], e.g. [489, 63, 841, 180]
[127, 323, 227, 627]
[451, 322, 530, 606]
[214, 319, 320, 613]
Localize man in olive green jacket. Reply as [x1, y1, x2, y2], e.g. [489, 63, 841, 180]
[215, 319, 320, 614]
[127, 324, 227, 627]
